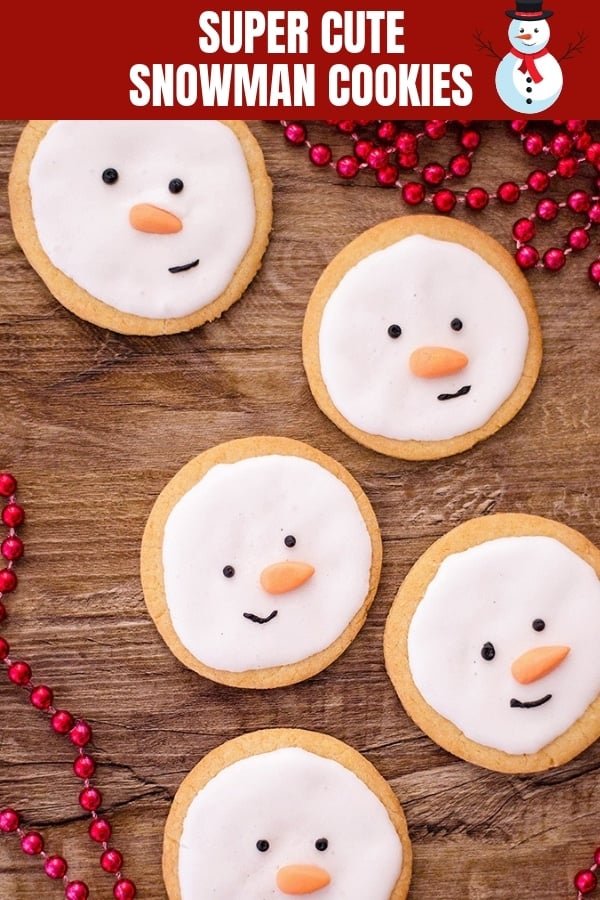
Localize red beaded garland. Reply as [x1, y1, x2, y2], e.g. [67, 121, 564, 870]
[515, 245, 540, 269]
[497, 181, 520, 204]
[0, 479, 137, 898]
[513, 218, 536, 243]
[101, 849, 124, 874]
[20, 831, 44, 855]
[402, 182, 425, 205]
[0, 808, 20, 833]
[0, 568, 17, 592]
[1, 504, 24, 527]
[309, 143, 332, 167]
[0, 474, 17, 497]
[73, 755, 96, 780]
[465, 187, 489, 210]
[575, 869, 598, 894]
[52, 709, 75, 734]
[1, 536, 24, 561]
[30, 684, 54, 710]
[8, 660, 32, 685]
[543, 248, 567, 271]
[279, 118, 600, 285]
[79, 787, 102, 812]
[65, 882, 89, 900]
[45, 855, 68, 879]
[432, 189, 457, 214]
[113, 878, 137, 900]
[89, 818, 112, 843]
[70, 720, 93, 747]
[568, 227, 591, 251]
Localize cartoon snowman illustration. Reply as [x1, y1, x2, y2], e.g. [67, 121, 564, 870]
[495, 0, 563, 112]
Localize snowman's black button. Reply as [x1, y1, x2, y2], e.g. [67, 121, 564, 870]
[526, 98, 533, 104]
[526, 87, 532, 93]
[526, 76, 532, 83]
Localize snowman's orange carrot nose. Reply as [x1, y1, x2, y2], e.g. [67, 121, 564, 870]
[515, 33, 533, 40]
[260, 561, 315, 595]
[276, 864, 331, 895]
[409, 346, 469, 379]
[129, 203, 183, 234]
[511, 645, 570, 685]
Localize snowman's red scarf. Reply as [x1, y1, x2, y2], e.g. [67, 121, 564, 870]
[512, 48, 548, 83]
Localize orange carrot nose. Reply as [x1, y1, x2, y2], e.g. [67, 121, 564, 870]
[515, 33, 533, 40]
[511, 645, 571, 685]
[260, 561, 315, 595]
[129, 203, 183, 234]
[276, 864, 331, 895]
[409, 346, 469, 379]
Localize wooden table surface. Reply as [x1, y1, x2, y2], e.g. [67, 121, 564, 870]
[0, 119, 599, 899]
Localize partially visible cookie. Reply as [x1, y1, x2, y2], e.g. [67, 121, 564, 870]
[163, 728, 412, 900]
[384, 513, 600, 773]
[141, 436, 382, 688]
[9, 120, 272, 335]
[303, 215, 542, 460]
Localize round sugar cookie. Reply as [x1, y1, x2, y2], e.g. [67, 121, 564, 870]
[141, 436, 382, 688]
[163, 728, 412, 900]
[303, 215, 542, 460]
[383, 513, 600, 773]
[9, 119, 272, 335]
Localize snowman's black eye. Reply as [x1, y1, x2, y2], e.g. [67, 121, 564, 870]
[481, 642, 496, 661]
[169, 178, 184, 194]
[256, 840, 270, 852]
[102, 168, 119, 185]
[388, 324, 402, 339]
[532, 618, 545, 632]
[451, 318, 463, 332]
[284, 535, 296, 548]
[534, 27, 539, 32]
[222, 565, 235, 578]
[315, 838, 328, 851]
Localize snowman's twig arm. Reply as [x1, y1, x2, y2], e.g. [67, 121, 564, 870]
[473, 30, 502, 60]
[559, 32, 587, 61]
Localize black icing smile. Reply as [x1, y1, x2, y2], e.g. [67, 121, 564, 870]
[510, 694, 552, 709]
[243, 610, 278, 625]
[168, 259, 200, 274]
[437, 385, 471, 402]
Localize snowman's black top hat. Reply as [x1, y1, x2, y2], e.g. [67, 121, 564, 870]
[506, 0, 553, 19]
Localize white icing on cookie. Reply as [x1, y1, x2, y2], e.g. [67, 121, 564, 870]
[162, 454, 373, 672]
[178, 747, 403, 899]
[318, 234, 529, 442]
[28, 120, 256, 319]
[407, 536, 600, 755]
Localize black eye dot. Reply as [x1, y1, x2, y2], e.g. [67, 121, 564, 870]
[532, 618, 545, 632]
[222, 565, 235, 578]
[284, 535, 296, 548]
[481, 642, 496, 661]
[388, 324, 402, 339]
[534, 27, 539, 32]
[450, 318, 463, 332]
[102, 168, 119, 185]
[169, 178, 184, 194]
[315, 838, 328, 851]
[256, 839, 270, 852]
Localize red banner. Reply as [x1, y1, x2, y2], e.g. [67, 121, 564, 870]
[0, 0, 597, 118]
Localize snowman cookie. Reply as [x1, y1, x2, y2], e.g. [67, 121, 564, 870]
[383, 513, 600, 773]
[9, 120, 272, 335]
[163, 728, 412, 900]
[303, 215, 542, 460]
[141, 436, 382, 688]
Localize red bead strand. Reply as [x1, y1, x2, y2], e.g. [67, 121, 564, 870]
[0, 476, 136, 898]
[279, 120, 600, 287]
